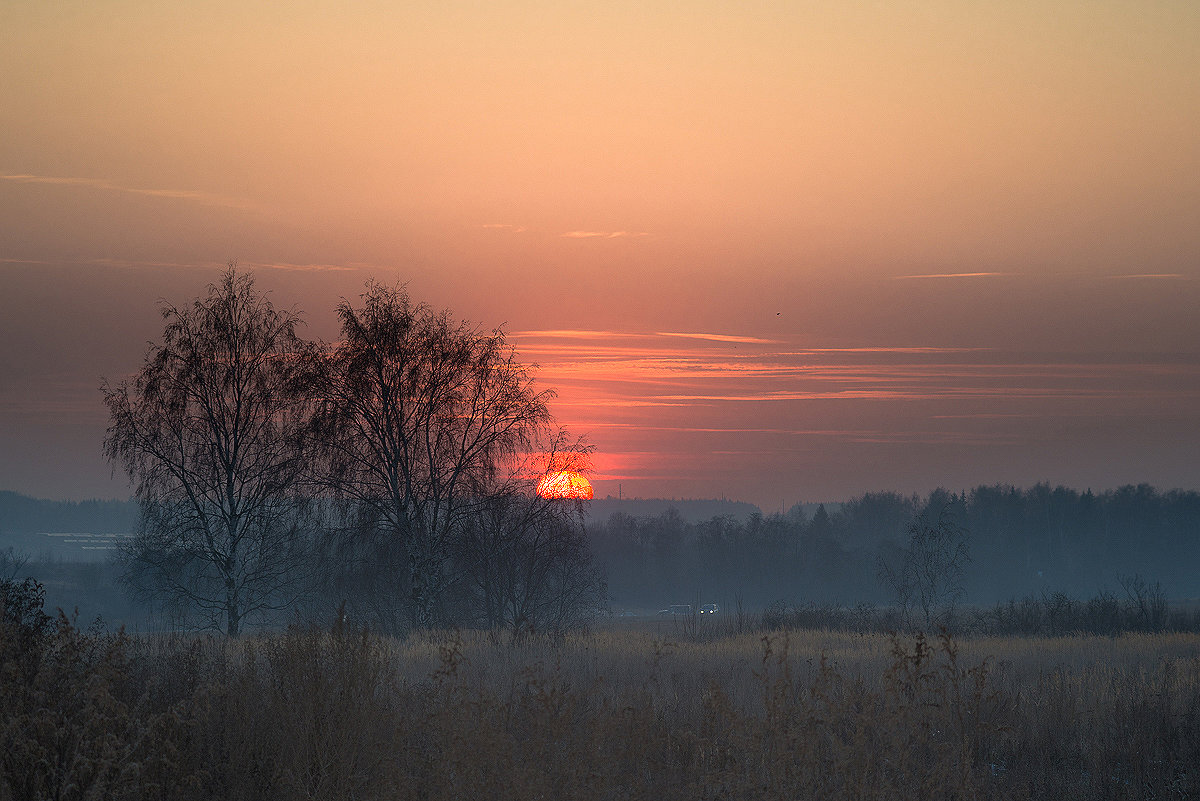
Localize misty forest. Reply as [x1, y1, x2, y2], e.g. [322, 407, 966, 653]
[4, 270, 1200, 800]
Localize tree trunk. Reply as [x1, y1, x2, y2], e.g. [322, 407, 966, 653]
[226, 581, 241, 637]
[410, 554, 434, 628]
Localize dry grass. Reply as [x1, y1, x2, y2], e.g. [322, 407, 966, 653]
[4, 614, 1200, 800]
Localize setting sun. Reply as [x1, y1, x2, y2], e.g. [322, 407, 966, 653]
[536, 470, 594, 500]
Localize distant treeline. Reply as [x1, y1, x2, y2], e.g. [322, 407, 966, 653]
[585, 497, 760, 524]
[7, 483, 1200, 617]
[0, 492, 135, 535]
[591, 483, 1200, 609]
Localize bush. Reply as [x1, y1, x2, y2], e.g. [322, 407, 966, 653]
[0, 577, 53, 642]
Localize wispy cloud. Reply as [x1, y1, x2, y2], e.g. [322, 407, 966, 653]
[576, 422, 867, 435]
[894, 272, 1014, 280]
[780, 347, 985, 354]
[482, 223, 528, 232]
[931, 413, 1042, 419]
[560, 230, 650, 239]
[535, 345, 1200, 499]
[512, 329, 636, 340]
[0, 173, 255, 210]
[0, 257, 58, 265]
[512, 329, 776, 345]
[894, 271, 1195, 283]
[1106, 273, 1191, 280]
[524, 335, 1200, 417]
[552, 398, 697, 408]
[511, 329, 1200, 499]
[655, 331, 779, 344]
[646, 387, 1174, 402]
[563, 421, 1020, 445]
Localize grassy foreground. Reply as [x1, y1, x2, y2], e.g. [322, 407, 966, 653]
[3, 617, 1200, 800]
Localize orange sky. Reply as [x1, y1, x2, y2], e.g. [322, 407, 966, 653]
[2, 1, 1198, 509]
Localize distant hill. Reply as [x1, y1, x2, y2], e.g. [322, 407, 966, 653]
[585, 497, 761, 524]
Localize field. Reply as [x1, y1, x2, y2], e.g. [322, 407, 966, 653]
[5, 608, 1200, 801]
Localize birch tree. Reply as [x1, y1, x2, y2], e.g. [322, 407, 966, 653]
[307, 283, 554, 628]
[878, 507, 971, 628]
[103, 268, 313, 635]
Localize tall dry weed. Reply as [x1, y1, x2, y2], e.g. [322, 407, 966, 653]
[5, 610, 1200, 800]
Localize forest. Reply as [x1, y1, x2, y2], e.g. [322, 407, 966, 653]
[594, 482, 1200, 615]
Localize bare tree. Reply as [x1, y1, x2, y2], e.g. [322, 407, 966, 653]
[878, 507, 970, 629]
[1118, 572, 1168, 632]
[456, 439, 605, 637]
[103, 267, 314, 636]
[307, 282, 556, 628]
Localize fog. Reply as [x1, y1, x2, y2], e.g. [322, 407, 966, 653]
[7, 481, 1200, 633]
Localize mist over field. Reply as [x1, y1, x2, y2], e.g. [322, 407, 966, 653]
[7, 481, 1200, 633]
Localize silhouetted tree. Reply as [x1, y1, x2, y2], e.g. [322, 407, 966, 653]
[103, 268, 314, 635]
[457, 483, 605, 637]
[306, 283, 561, 628]
[878, 507, 970, 628]
[808, 504, 833, 540]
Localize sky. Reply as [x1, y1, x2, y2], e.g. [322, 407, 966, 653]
[2, 1, 1198, 511]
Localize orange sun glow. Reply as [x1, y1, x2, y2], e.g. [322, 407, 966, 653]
[536, 470, 594, 500]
